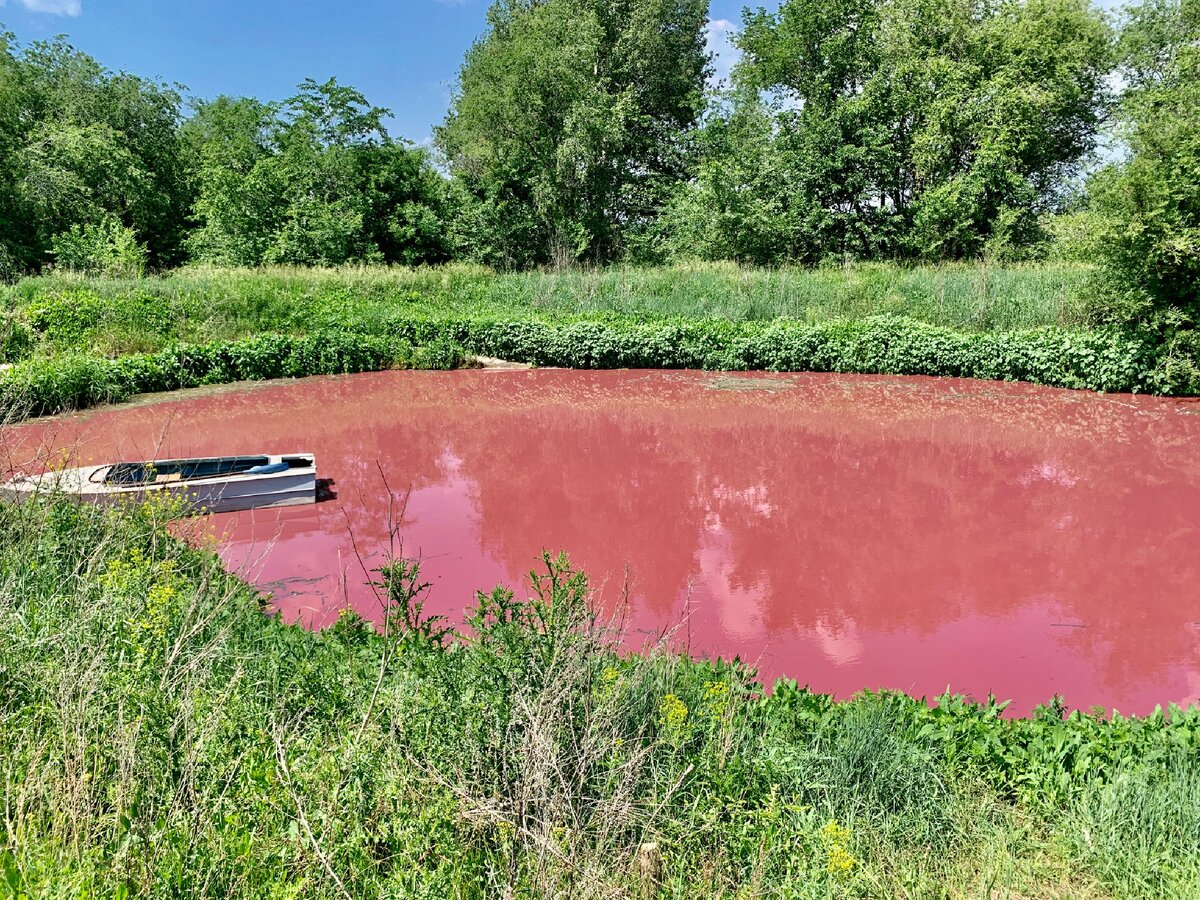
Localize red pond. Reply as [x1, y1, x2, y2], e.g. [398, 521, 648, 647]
[5, 369, 1200, 715]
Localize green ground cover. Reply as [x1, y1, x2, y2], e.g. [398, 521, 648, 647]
[3, 262, 1193, 421]
[1, 498, 1196, 899]
[2, 263, 1093, 357]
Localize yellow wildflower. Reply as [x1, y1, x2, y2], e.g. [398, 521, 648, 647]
[827, 845, 856, 875]
[820, 820, 856, 877]
[658, 693, 688, 730]
[820, 820, 851, 847]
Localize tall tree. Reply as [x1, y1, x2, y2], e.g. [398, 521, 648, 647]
[669, 0, 1113, 264]
[1089, 0, 1199, 322]
[0, 31, 27, 276]
[0, 32, 188, 272]
[437, 0, 710, 267]
[181, 95, 280, 266]
[185, 79, 448, 267]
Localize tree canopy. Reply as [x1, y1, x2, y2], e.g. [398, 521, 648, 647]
[0, 0, 1195, 304]
[436, 0, 710, 267]
[185, 79, 448, 267]
[0, 32, 188, 275]
[662, 0, 1113, 265]
[1089, 0, 1200, 321]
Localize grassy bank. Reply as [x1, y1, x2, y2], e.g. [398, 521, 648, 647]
[0, 262, 1195, 422]
[2, 263, 1093, 352]
[0, 315, 1163, 421]
[1, 498, 1196, 898]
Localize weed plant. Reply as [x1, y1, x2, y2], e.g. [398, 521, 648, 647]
[0, 498, 1196, 898]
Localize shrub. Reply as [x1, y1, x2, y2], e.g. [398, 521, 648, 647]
[1, 313, 1183, 423]
[50, 216, 149, 278]
[0, 315, 34, 364]
[24, 288, 110, 345]
[0, 331, 469, 420]
[414, 314, 1162, 394]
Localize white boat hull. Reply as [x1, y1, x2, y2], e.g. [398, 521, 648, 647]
[1, 454, 317, 514]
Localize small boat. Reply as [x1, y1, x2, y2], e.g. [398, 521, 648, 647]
[0, 453, 317, 513]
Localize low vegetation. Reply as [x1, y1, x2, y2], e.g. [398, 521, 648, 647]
[1, 262, 1193, 423]
[1, 498, 1197, 899]
[0, 330, 468, 420]
[2, 262, 1093, 349]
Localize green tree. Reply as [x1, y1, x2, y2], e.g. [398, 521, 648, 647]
[0, 31, 27, 276]
[1089, 0, 1199, 322]
[181, 96, 280, 265]
[0, 32, 189, 272]
[185, 79, 448, 267]
[362, 142, 451, 267]
[676, 0, 1113, 264]
[437, 0, 710, 267]
[655, 89, 802, 265]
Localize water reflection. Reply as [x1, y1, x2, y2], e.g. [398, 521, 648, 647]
[6, 369, 1200, 714]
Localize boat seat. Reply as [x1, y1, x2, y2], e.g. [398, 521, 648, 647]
[245, 462, 289, 475]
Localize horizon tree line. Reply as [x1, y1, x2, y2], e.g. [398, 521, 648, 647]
[0, 0, 1195, 323]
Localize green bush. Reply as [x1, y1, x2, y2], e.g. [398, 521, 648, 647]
[50, 216, 149, 278]
[24, 287, 110, 345]
[0, 313, 1182, 422]
[431, 315, 1160, 393]
[0, 315, 34, 364]
[0, 330, 469, 420]
[376, 313, 1166, 393]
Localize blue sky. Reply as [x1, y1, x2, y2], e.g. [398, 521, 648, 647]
[0, 0, 754, 145]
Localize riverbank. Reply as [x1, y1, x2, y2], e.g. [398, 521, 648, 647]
[2, 262, 1195, 422]
[0, 497, 1196, 898]
[2, 263, 1094, 343]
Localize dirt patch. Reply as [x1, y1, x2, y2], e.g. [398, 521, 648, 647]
[706, 374, 794, 392]
[475, 356, 534, 370]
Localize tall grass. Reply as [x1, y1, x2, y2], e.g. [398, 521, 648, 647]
[0, 496, 1195, 898]
[504, 261, 1091, 330]
[0, 262, 1093, 362]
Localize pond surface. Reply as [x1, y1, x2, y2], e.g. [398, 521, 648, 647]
[7, 369, 1200, 715]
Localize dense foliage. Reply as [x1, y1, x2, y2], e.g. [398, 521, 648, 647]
[436, 0, 710, 267]
[2, 262, 1094, 342]
[1090, 0, 1200, 321]
[0, 499, 1196, 898]
[0, 329, 468, 420]
[0, 264, 1190, 422]
[1, 311, 1169, 422]
[0, 1, 1194, 322]
[0, 32, 188, 275]
[665, 0, 1113, 263]
[5, 263, 1188, 422]
[183, 80, 449, 267]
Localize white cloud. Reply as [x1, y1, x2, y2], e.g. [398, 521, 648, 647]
[706, 18, 739, 88]
[18, 0, 82, 15]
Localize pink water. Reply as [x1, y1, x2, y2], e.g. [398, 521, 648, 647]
[6, 369, 1200, 714]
